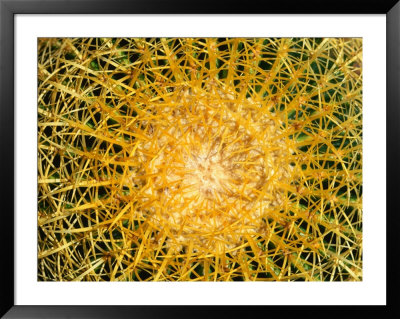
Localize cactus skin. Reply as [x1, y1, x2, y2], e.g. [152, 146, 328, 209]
[38, 38, 362, 281]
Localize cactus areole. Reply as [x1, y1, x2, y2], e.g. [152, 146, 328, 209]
[129, 82, 295, 253]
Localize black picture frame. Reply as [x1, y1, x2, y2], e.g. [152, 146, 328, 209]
[1, 0, 398, 318]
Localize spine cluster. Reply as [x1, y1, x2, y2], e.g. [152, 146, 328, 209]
[38, 38, 362, 281]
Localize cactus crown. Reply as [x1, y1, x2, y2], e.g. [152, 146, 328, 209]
[38, 38, 362, 281]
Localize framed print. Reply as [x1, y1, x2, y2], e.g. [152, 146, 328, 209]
[1, 0, 398, 318]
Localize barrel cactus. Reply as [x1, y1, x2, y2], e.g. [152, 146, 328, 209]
[38, 38, 362, 281]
